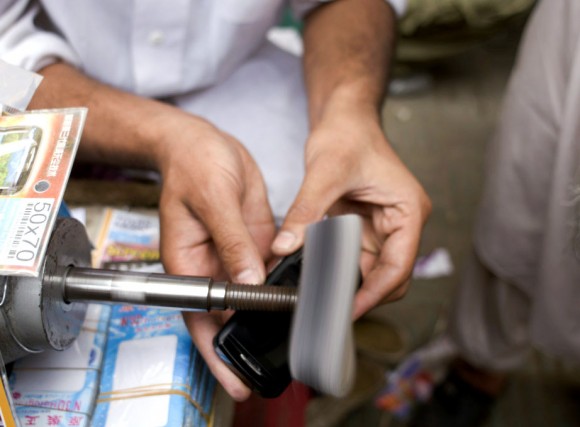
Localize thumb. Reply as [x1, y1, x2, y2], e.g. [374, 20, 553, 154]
[272, 169, 341, 256]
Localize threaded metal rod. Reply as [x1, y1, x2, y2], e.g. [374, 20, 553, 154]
[61, 267, 297, 312]
[224, 283, 296, 311]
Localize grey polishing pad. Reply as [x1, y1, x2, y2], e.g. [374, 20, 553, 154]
[289, 214, 362, 398]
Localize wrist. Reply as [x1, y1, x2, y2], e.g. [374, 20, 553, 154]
[135, 103, 178, 172]
[141, 106, 214, 176]
[310, 81, 383, 129]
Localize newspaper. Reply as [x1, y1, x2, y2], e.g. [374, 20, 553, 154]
[92, 208, 160, 270]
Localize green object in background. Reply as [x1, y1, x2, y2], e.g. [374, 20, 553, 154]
[277, 1, 536, 66]
[279, 7, 303, 32]
[401, 0, 537, 35]
[396, 0, 536, 64]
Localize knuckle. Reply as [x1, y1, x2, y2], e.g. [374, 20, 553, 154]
[218, 237, 248, 262]
[288, 200, 318, 223]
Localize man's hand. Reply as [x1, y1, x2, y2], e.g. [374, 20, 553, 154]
[273, 102, 431, 319]
[271, 0, 431, 318]
[29, 63, 275, 401]
[157, 115, 276, 401]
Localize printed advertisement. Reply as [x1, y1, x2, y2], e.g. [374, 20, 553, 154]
[0, 108, 87, 276]
[92, 209, 160, 269]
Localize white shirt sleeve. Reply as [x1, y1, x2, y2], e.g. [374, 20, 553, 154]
[386, 0, 407, 17]
[291, 0, 407, 19]
[0, 0, 80, 71]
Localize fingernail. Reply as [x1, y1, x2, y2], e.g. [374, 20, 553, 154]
[235, 268, 261, 284]
[273, 231, 296, 251]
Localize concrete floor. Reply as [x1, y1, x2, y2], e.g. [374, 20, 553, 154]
[314, 17, 580, 427]
[386, 31, 521, 310]
[302, 25, 520, 427]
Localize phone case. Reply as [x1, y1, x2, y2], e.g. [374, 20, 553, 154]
[213, 248, 303, 398]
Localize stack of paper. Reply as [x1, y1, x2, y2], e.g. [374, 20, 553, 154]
[185, 349, 217, 426]
[91, 304, 215, 427]
[9, 304, 112, 427]
[89, 208, 215, 426]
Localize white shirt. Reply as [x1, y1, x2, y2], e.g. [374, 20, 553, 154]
[0, 0, 406, 219]
[0, 0, 406, 98]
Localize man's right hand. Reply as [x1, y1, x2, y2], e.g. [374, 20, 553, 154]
[30, 63, 276, 401]
[155, 114, 276, 401]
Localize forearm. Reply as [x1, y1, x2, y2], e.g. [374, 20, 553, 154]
[28, 62, 191, 171]
[303, 0, 397, 127]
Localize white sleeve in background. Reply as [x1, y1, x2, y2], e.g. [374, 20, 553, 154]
[290, 0, 407, 19]
[386, 0, 407, 17]
[0, 0, 80, 71]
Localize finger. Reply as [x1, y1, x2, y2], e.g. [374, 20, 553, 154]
[184, 312, 252, 401]
[352, 218, 422, 319]
[240, 167, 277, 262]
[159, 195, 223, 277]
[201, 184, 274, 283]
[272, 164, 343, 255]
[189, 182, 272, 284]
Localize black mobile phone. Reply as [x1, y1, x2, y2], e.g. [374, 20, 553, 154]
[213, 248, 303, 398]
